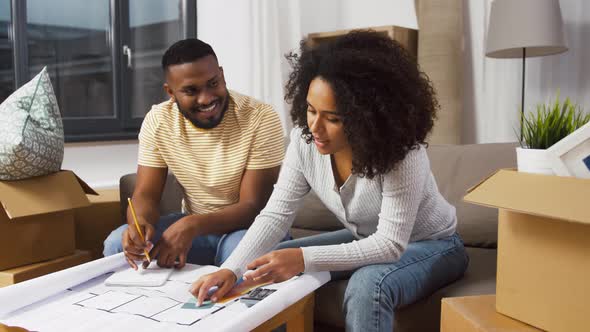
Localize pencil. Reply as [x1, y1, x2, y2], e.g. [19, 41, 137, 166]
[127, 197, 151, 262]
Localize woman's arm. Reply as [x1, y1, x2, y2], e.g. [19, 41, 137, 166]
[301, 148, 429, 272]
[220, 129, 311, 278]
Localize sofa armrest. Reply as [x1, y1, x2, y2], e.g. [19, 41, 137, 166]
[119, 172, 184, 222]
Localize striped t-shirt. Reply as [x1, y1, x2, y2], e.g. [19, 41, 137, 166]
[138, 90, 285, 215]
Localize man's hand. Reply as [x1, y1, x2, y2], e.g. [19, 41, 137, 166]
[243, 248, 305, 284]
[151, 216, 196, 268]
[190, 269, 237, 306]
[122, 221, 155, 270]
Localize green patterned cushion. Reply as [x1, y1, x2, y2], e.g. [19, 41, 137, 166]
[0, 67, 64, 180]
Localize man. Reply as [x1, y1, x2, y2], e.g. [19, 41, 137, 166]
[103, 38, 284, 270]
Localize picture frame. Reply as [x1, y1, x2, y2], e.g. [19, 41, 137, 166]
[546, 121, 590, 179]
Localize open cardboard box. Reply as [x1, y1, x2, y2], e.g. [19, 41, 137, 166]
[464, 169, 590, 332]
[74, 188, 123, 259]
[0, 171, 96, 270]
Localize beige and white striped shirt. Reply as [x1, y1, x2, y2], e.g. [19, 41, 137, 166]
[138, 90, 285, 215]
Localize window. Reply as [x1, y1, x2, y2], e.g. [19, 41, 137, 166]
[3, 0, 196, 142]
[0, 0, 13, 102]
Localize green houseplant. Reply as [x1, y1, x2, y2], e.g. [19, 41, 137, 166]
[517, 95, 590, 174]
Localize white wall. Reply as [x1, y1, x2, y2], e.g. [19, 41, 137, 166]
[197, 0, 417, 85]
[299, 0, 418, 36]
[197, 0, 417, 133]
[63, 141, 138, 189]
[199, 0, 417, 96]
[196, 0, 253, 96]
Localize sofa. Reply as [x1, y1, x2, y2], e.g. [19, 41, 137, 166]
[119, 142, 517, 332]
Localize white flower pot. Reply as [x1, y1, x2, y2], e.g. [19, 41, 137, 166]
[516, 147, 554, 175]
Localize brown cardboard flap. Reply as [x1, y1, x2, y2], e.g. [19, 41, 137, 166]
[87, 188, 119, 203]
[464, 169, 590, 225]
[465, 168, 504, 193]
[0, 171, 91, 219]
[72, 173, 98, 195]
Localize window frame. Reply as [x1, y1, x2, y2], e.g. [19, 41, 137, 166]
[6, 0, 197, 142]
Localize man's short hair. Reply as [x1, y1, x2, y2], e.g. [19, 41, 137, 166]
[161, 38, 217, 71]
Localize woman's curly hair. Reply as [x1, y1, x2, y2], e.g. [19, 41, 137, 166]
[285, 30, 438, 179]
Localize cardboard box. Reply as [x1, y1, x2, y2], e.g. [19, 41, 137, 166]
[0, 171, 96, 270]
[74, 188, 123, 259]
[441, 295, 541, 332]
[464, 169, 590, 332]
[0, 250, 92, 287]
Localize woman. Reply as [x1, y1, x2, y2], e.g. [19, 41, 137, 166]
[190, 30, 468, 331]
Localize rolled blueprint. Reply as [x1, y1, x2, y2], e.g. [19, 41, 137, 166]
[0, 253, 126, 317]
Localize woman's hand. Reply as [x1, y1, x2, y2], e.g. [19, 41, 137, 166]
[243, 248, 305, 283]
[190, 269, 237, 306]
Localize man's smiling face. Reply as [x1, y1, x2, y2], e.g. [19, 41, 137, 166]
[164, 54, 229, 129]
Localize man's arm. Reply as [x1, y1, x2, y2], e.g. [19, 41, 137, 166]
[128, 165, 168, 227]
[122, 165, 167, 269]
[149, 165, 280, 268]
[185, 166, 281, 236]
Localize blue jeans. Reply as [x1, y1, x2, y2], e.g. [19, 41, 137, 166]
[276, 229, 469, 332]
[103, 213, 247, 266]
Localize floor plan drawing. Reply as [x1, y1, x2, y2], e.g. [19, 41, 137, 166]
[0, 253, 330, 332]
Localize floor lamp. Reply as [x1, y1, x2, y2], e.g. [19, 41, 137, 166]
[485, 0, 568, 142]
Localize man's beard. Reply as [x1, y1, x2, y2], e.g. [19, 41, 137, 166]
[177, 93, 229, 129]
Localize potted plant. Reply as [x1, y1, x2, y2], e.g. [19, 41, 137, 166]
[517, 95, 590, 174]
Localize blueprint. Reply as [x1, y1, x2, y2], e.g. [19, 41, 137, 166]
[0, 253, 330, 331]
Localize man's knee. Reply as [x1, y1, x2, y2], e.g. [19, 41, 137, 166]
[103, 225, 128, 257]
[215, 229, 248, 265]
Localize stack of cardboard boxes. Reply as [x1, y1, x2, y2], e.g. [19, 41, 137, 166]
[0, 171, 94, 286]
[441, 169, 590, 332]
[0, 171, 124, 287]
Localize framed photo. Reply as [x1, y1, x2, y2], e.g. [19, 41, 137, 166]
[547, 121, 590, 179]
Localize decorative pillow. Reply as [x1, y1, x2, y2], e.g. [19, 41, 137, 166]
[0, 67, 64, 180]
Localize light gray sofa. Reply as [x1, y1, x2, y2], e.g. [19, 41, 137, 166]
[119, 142, 517, 331]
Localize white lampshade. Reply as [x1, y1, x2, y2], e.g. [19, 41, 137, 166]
[486, 0, 567, 58]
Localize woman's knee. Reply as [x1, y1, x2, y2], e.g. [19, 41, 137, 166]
[342, 266, 396, 332]
[344, 265, 399, 312]
[345, 266, 384, 303]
